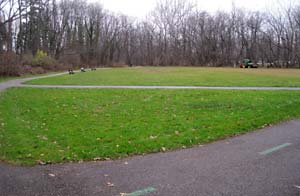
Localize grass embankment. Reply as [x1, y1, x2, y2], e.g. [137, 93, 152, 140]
[0, 71, 65, 83]
[25, 67, 300, 87]
[1, 88, 300, 165]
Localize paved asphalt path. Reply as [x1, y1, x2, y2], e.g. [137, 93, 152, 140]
[1, 120, 300, 196]
[1, 72, 300, 196]
[1, 70, 300, 91]
[0, 72, 68, 92]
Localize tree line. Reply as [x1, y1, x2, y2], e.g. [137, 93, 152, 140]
[1, 0, 300, 71]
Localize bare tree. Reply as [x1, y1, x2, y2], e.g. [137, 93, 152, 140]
[0, 0, 21, 52]
[1, 0, 300, 70]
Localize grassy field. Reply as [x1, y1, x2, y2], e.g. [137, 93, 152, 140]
[0, 76, 18, 83]
[0, 71, 64, 83]
[1, 87, 300, 165]
[25, 67, 300, 87]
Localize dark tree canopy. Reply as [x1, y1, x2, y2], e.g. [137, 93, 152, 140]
[1, 0, 300, 69]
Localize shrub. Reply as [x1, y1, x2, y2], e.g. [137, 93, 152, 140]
[31, 50, 57, 69]
[59, 53, 82, 68]
[0, 52, 22, 76]
[110, 61, 129, 68]
[21, 53, 34, 65]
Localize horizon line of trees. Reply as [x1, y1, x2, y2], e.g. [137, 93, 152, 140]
[1, 0, 300, 70]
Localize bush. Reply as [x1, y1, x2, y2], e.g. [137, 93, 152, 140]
[59, 53, 82, 68]
[110, 61, 129, 68]
[0, 51, 69, 77]
[31, 50, 57, 69]
[0, 52, 23, 76]
[21, 53, 34, 65]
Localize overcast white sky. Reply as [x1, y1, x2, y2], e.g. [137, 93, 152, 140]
[93, 0, 282, 18]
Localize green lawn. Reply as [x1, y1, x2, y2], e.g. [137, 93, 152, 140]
[0, 71, 64, 83]
[0, 76, 18, 83]
[1, 88, 300, 165]
[25, 67, 300, 87]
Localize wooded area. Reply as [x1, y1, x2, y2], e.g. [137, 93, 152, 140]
[1, 0, 300, 75]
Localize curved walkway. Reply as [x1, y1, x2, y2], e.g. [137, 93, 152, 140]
[1, 120, 300, 196]
[1, 72, 300, 196]
[1, 71, 300, 92]
[0, 72, 68, 92]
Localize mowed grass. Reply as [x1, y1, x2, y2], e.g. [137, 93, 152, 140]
[0, 71, 64, 83]
[1, 88, 300, 165]
[25, 67, 300, 87]
[0, 76, 18, 83]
